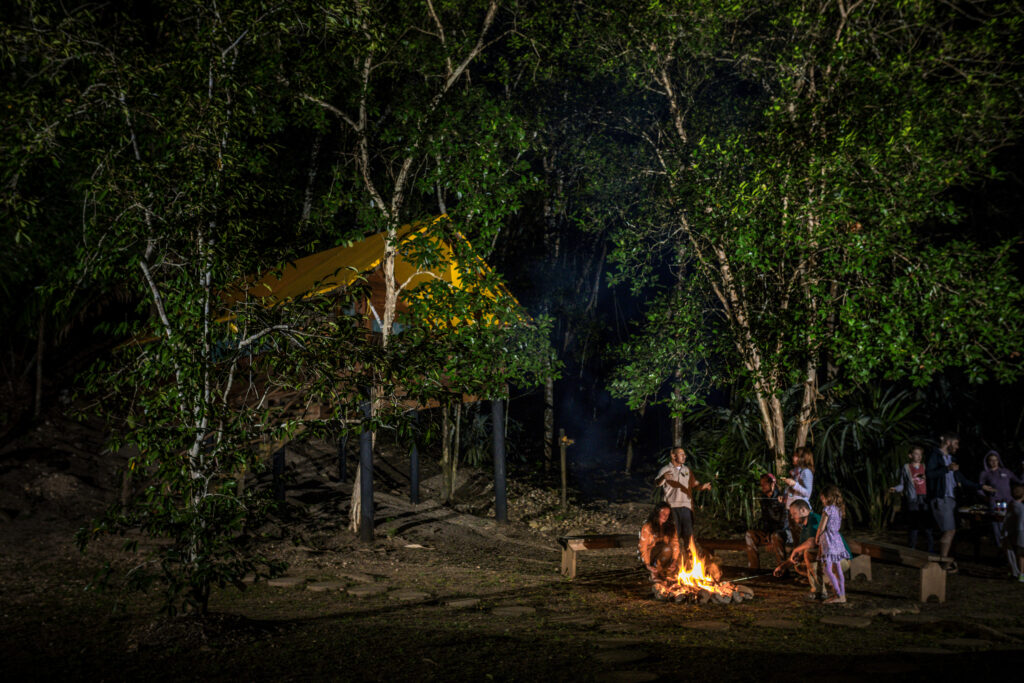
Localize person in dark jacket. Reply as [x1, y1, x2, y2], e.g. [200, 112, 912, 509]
[925, 432, 980, 572]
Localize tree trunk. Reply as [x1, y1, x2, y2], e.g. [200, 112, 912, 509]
[764, 393, 788, 476]
[440, 402, 453, 503]
[793, 360, 818, 449]
[707, 243, 788, 473]
[543, 373, 554, 471]
[348, 462, 361, 533]
[33, 312, 44, 419]
[451, 401, 461, 501]
[671, 383, 684, 448]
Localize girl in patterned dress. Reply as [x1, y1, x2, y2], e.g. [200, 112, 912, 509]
[816, 485, 850, 604]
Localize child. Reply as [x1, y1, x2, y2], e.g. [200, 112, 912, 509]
[783, 446, 815, 510]
[889, 445, 934, 552]
[1004, 485, 1024, 582]
[816, 485, 850, 604]
[781, 447, 814, 543]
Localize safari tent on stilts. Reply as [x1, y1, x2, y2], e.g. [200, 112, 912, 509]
[225, 216, 514, 539]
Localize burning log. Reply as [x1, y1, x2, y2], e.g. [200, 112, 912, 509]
[650, 537, 754, 604]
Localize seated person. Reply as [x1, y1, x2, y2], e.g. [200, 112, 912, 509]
[638, 502, 681, 582]
[772, 499, 852, 600]
[745, 473, 787, 569]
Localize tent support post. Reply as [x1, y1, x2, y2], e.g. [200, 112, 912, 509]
[272, 447, 286, 502]
[338, 432, 348, 482]
[492, 398, 508, 524]
[359, 397, 374, 543]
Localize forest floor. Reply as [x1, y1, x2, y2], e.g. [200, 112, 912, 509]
[2, 413, 1024, 682]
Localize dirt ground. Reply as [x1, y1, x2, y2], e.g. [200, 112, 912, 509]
[2, 415, 1023, 682]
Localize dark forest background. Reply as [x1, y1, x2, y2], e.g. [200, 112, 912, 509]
[3, 0, 1024, 555]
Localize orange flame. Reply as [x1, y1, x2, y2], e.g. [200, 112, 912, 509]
[675, 537, 725, 593]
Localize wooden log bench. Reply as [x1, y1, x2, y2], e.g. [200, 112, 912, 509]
[847, 539, 952, 603]
[557, 534, 637, 579]
[557, 534, 776, 579]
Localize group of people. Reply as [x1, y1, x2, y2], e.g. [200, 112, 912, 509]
[889, 432, 1024, 580]
[637, 447, 711, 583]
[639, 445, 852, 603]
[638, 433, 1024, 606]
[742, 448, 851, 603]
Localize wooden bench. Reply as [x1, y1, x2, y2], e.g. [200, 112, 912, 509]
[556, 534, 776, 579]
[847, 539, 951, 603]
[557, 534, 638, 578]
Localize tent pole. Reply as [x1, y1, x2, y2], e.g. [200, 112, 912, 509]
[359, 396, 374, 543]
[492, 397, 508, 524]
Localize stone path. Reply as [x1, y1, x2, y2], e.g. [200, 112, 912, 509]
[491, 606, 536, 617]
[592, 638, 644, 649]
[937, 638, 993, 651]
[896, 646, 952, 656]
[389, 589, 431, 602]
[443, 597, 480, 609]
[598, 623, 646, 634]
[754, 618, 801, 629]
[346, 583, 388, 597]
[307, 581, 345, 592]
[593, 650, 648, 665]
[819, 615, 871, 628]
[266, 576, 305, 588]
[680, 620, 729, 631]
[548, 615, 597, 627]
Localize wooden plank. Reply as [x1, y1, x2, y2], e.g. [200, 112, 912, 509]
[851, 539, 950, 565]
[849, 553, 872, 581]
[558, 534, 636, 549]
[561, 547, 577, 578]
[920, 562, 946, 603]
[697, 539, 748, 552]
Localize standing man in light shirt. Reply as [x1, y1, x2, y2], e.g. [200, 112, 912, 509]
[656, 447, 712, 547]
[925, 432, 980, 573]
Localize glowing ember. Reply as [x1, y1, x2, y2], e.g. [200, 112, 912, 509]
[651, 538, 753, 604]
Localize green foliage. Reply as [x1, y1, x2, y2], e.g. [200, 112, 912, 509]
[392, 219, 556, 409]
[681, 382, 922, 531]
[607, 284, 722, 418]
[591, 0, 1024, 457]
[813, 385, 922, 531]
[4, 0, 378, 614]
[682, 399, 776, 528]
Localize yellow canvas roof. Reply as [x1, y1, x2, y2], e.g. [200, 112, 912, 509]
[228, 216, 504, 308]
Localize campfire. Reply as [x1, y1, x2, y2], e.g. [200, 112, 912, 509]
[652, 538, 754, 604]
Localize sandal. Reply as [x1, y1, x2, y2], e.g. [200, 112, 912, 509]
[822, 595, 847, 604]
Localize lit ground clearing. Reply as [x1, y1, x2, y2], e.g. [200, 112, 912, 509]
[2, 419, 1022, 681]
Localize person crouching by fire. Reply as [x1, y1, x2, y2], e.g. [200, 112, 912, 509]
[639, 502, 681, 582]
[772, 499, 852, 601]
